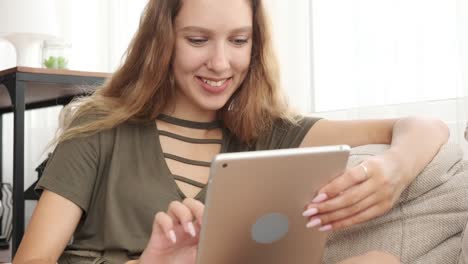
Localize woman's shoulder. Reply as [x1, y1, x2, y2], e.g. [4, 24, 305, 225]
[247, 114, 323, 150]
[53, 114, 156, 159]
[67, 113, 155, 135]
[273, 114, 322, 131]
[226, 114, 323, 151]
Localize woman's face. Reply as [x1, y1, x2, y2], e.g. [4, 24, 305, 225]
[171, 0, 253, 119]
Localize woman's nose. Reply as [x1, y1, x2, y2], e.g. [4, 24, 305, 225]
[206, 44, 230, 73]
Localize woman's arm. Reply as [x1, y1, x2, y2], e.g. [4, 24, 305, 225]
[13, 190, 82, 264]
[378, 117, 449, 185]
[301, 116, 449, 230]
[304, 116, 449, 188]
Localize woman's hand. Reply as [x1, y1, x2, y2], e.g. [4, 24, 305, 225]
[139, 198, 205, 264]
[303, 152, 408, 231]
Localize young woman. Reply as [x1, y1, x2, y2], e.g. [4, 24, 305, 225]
[13, 0, 448, 263]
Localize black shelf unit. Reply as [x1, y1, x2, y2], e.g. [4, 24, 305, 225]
[0, 67, 109, 258]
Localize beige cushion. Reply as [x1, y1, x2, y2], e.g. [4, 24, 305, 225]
[460, 220, 468, 264]
[323, 143, 468, 264]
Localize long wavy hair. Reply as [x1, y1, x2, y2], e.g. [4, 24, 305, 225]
[54, 0, 296, 146]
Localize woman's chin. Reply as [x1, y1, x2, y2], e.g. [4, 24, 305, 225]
[196, 99, 229, 112]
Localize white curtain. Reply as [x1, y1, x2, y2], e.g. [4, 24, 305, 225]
[267, 0, 468, 154]
[264, 0, 312, 113]
[308, 0, 468, 155]
[1, 0, 146, 188]
[64, 0, 147, 72]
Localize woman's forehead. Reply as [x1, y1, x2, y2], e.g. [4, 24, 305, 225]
[175, 0, 253, 32]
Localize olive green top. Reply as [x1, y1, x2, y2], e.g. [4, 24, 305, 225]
[36, 114, 321, 260]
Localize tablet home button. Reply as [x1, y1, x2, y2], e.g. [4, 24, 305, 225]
[251, 213, 289, 244]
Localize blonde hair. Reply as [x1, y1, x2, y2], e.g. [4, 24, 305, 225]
[55, 0, 296, 146]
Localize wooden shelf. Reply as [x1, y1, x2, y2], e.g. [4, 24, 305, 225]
[0, 67, 111, 113]
[0, 67, 110, 78]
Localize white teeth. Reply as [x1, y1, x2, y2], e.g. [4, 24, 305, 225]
[201, 78, 228, 87]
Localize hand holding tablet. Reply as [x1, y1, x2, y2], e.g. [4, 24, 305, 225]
[141, 145, 351, 264]
[197, 145, 350, 264]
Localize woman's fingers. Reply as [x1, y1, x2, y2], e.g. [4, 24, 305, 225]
[327, 202, 391, 231]
[182, 198, 205, 225]
[154, 212, 177, 244]
[149, 198, 204, 249]
[305, 187, 395, 231]
[306, 193, 378, 230]
[303, 156, 407, 231]
[305, 179, 376, 216]
[314, 162, 370, 202]
[167, 200, 198, 238]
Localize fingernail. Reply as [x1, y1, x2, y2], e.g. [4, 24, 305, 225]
[312, 193, 328, 203]
[319, 225, 332, 232]
[306, 218, 322, 228]
[302, 207, 318, 217]
[187, 222, 196, 237]
[168, 230, 177, 244]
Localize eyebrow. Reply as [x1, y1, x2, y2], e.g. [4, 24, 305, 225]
[178, 26, 253, 34]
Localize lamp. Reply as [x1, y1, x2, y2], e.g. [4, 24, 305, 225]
[0, 0, 58, 67]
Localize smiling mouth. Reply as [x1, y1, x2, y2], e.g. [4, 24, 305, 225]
[198, 76, 232, 87]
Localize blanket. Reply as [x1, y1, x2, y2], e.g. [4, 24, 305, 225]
[323, 143, 468, 264]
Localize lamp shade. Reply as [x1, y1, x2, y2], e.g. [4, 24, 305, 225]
[0, 0, 58, 38]
[0, 0, 59, 67]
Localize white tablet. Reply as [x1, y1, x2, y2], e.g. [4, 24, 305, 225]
[197, 145, 351, 264]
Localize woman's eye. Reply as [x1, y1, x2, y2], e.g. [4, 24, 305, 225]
[187, 38, 207, 45]
[231, 39, 249, 46]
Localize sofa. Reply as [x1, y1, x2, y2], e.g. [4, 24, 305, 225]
[323, 143, 468, 264]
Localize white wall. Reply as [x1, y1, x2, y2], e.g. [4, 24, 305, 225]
[0, 8, 63, 188]
[0, 40, 16, 69]
[264, 0, 312, 113]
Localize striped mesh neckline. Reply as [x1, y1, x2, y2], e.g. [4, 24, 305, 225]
[158, 113, 222, 130]
[156, 114, 226, 199]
